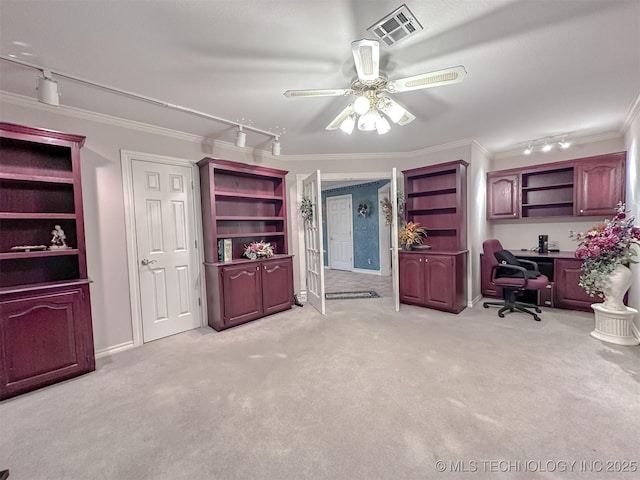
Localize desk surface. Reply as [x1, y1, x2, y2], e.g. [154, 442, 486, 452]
[512, 250, 577, 260]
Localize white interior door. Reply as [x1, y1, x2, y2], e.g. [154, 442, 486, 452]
[327, 194, 353, 271]
[391, 168, 400, 312]
[132, 160, 201, 342]
[303, 170, 325, 314]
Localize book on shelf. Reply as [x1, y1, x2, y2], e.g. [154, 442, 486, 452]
[217, 239, 232, 262]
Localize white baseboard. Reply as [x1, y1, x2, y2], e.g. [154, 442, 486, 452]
[352, 268, 383, 276]
[470, 294, 482, 307]
[95, 341, 135, 359]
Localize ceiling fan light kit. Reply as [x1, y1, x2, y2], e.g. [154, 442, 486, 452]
[283, 38, 467, 136]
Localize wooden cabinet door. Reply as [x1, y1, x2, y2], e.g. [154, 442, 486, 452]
[575, 155, 625, 216]
[424, 255, 455, 310]
[480, 254, 502, 298]
[399, 254, 424, 304]
[554, 258, 594, 311]
[261, 257, 293, 315]
[0, 287, 93, 399]
[221, 263, 263, 326]
[487, 173, 520, 219]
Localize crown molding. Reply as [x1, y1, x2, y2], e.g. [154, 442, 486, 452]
[1, 91, 289, 158]
[622, 90, 640, 133]
[7, 89, 621, 163]
[0, 90, 214, 143]
[471, 138, 492, 158]
[282, 137, 478, 162]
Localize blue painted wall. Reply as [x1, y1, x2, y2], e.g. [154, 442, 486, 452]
[322, 180, 390, 271]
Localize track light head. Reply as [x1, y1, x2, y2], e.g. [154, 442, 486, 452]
[559, 137, 571, 149]
[235, 126, 246, 148]
[36, 70, 59, 106]
[542, 142, 553, 152]
[524, 144, 533, 155]
[272, 137, 281, 156]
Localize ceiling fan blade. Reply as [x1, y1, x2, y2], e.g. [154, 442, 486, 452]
[351, 39, 380, 82]
[388, 65, 467, 93]
[326, 104, 355, 131]
[284, 88, 352, 98]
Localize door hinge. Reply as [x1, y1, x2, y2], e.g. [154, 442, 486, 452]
[195, 240, 198, 249]
[191, 180, 194, 190]
[198, 298, 201, 306]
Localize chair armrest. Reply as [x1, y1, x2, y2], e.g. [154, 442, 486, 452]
[517, 259, 540, 272]
[490, 264, 531, 288]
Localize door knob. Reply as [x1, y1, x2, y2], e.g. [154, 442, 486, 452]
[141, 258, 157, 266]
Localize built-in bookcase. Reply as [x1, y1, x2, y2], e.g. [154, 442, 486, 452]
[197, 158, 293, 331]
[198, 158, 288, 262]
[0, 122, 95, 400]
[403, 160, 468, 251]
[521, 166, 575, 217]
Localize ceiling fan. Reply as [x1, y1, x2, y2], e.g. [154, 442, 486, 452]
[284, 39, 467, 135]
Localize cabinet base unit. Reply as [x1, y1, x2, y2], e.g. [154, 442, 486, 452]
[0, 282, 95, 400]
[204, 256, 294, 331]
[399, 251, 467, 313]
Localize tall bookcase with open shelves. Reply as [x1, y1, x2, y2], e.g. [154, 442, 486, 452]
[0, 122, 95, 400]
[197, 158, 293, 331]
[399, 160, 469, 313]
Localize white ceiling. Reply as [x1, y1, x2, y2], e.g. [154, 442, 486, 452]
[1, 0, 639, 157]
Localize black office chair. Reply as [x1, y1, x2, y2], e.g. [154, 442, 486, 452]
[482, 239, 549, 321]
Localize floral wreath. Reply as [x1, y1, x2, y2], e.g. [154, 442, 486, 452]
[300, 195, 313, 224]
[357, 200, 372, 218]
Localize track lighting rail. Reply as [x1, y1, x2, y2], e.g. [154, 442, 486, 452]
[1, 55, 282, 148]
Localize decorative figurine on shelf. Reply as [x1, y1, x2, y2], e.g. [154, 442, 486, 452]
[50, 224, 69, 249]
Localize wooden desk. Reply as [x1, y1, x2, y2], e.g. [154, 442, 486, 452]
[480, 251, 595, 311]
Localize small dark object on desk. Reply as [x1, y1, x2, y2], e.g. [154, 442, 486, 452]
[0, 469, 9, 480]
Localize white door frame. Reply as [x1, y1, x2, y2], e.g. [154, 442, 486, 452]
[121, 150, 206, 347]
[378, 184, 391, 277]
[296, 171, 396, 303]
[326, 194, 354, 271]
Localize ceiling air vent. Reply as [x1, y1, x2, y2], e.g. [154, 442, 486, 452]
[367, 4, 424, 47]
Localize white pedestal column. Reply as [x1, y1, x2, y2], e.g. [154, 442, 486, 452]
[591, 303, 639, 346]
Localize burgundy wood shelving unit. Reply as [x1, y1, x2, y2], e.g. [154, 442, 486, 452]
[486, 152, 626, 220]
[399, 160, 469, 313]
[197, 158, 293, 331]
[0, 122, 95, 400]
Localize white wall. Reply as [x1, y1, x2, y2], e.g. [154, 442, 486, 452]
[623, 98, 640, 330]
[468, 143, 491, 303]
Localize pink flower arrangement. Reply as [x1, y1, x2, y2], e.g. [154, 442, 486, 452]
[570, 202, 640, 296]
[243, 240, 274, 260]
